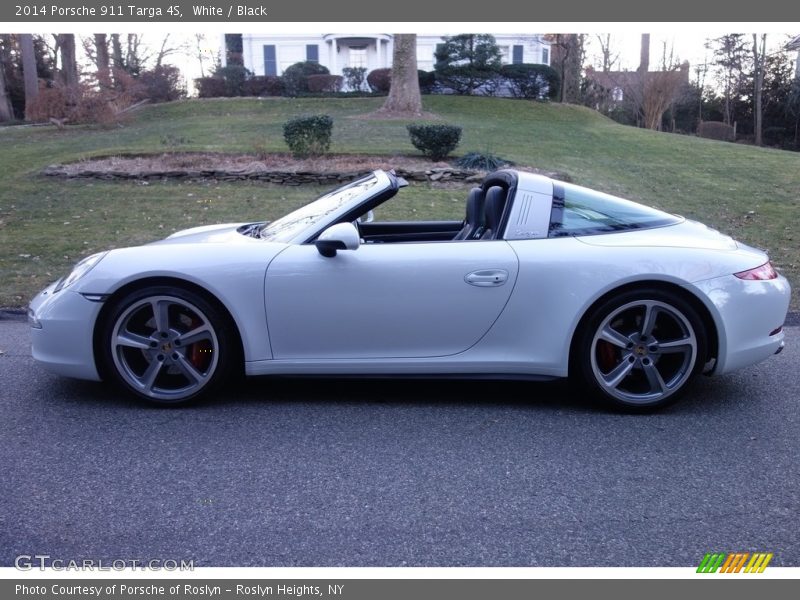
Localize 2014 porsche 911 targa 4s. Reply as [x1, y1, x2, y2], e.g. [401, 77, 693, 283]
[29, 169, 790, 409]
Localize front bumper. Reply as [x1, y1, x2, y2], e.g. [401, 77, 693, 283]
[28, 282, 103, 381]
[691, 273, 791, 375]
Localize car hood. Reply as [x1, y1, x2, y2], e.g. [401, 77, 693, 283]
[576, 219, 739, 251]
[149, 223, 259, 245]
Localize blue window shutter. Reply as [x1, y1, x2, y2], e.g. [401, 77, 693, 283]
[306, 44, 319, 62]
[264, 45, 277, 76]
[512, 45, 524, 64]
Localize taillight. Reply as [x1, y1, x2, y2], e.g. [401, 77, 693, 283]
[734, 262, 778, 280]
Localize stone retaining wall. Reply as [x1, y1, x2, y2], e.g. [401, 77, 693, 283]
[41, 164, 486, 185]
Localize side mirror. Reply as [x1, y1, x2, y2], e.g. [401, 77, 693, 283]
[315, 222, 361, 258]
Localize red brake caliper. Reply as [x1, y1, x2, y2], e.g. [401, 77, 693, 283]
[188, 316, 212, 371]
[596, 340, 618, 372]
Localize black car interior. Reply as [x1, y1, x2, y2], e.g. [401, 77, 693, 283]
[356, 172, 514, 244]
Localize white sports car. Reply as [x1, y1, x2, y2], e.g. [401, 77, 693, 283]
[29, 169, 790, 409]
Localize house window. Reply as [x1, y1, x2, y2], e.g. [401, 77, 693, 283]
[612, 87, 624, 102]
[541, 47, 549, 65]
[306, 44, 319, 63]
[263, 45, 277, 76]
[512, 45, 524, 64]
[349, 47, 367, 69]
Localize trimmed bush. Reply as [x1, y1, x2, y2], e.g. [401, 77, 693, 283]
[697, 121, 735, 142]
[195, 77, 226, 98]
[243, 76, 284, 97]
[407, 124, 462, 161]
[367, 68, 438, 94]
[367, 68, 392, 93]
[283, 114, 334, 157]
[306, 74, 344, 93]
[283, 61, 330, 96]
[137, 66, 186, 103]
[501, 64, 561, 100]
[215, 64, 252, 96]
[418, 70, 436, 94]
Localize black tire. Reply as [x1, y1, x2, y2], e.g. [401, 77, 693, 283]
[97, 285, 238, 405]
[575, 288, 707, 411]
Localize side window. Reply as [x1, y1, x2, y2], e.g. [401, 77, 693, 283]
[549, 182, 680, 237]
[306, 44, 319, 63]
[512, 45, 524, 64]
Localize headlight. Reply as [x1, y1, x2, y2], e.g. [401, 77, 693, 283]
[54, 252, 108, 293]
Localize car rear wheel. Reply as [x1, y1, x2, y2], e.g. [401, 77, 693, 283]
[99, 286, 236, 405]
[577, 289, 706, 410]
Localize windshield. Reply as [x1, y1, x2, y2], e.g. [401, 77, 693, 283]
[259, 174, 379, 242]
[549, 182, 681, 237]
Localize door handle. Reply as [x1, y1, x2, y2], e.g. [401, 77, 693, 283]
[464, 269, 509, 287]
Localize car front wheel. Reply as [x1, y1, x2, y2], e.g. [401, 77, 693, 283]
[99, 286, 236, 405]
[577, 289, 706, 410]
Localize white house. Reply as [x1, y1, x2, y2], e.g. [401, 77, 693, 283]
[229, 34, 551, 77]
[787, 34, 800, 78]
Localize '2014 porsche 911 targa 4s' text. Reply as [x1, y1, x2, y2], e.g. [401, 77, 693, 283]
[29, 169, 790, 409]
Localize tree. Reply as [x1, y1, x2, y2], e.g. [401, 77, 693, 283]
[752, 34, 767, 146]
[154, 34, 184, 68]
[94, 34, 111, 87]
[434, 34, 502, 95]
[0, 58, 13, 121]
[192, 33, 213, 78]
[377, 34, 422, 116]
[55, 34, 79, 87]
[710, 34, 748, 126]
[595, 34, 619, 73]
[550, 34, 584, 103]
[111, 34, 124, 71]
[640, 68, 688, 130]
[19, 34, 39, 117]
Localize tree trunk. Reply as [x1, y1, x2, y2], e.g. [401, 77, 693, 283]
[752, 34, 765, 147]
[111, 34, 124, 69]
[639, 33, 650, 73]
[57, 34, 79, 87]
[0, 59, 14, 121]
[20, 34, 39, 119]
[378, 34, 422, 116]
[94, 33, 111, 88]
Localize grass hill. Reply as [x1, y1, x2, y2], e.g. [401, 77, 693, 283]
[1, 95, 798, 307]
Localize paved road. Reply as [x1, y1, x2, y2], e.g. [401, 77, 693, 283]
[0, 319, 798, 567]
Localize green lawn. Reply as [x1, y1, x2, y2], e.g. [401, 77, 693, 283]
[1, 95, 799, 308]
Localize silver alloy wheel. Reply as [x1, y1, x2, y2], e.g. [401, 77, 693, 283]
[110, 295, 220, 401]
[589, 299, 697, 405]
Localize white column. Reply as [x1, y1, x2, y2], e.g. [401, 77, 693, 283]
[330, 37, 338, 75]
[376, 38, 382, 69]
[219, 33, 227, 68]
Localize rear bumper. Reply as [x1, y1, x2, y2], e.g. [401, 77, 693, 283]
[691, 273, 791, 375]
[28, 283, 102, 381]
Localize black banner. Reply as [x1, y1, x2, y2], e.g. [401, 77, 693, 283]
[4, 579, 799, 600]
[1, 0, 799, 22]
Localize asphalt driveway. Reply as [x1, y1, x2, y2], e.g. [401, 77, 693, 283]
[1, 318, 798, 567]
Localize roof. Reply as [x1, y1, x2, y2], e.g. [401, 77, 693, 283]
[787, 34, 800, 50]
[584, 63, 690, 91]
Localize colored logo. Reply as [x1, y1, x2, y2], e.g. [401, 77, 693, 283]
[697, 552, 773, 573]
